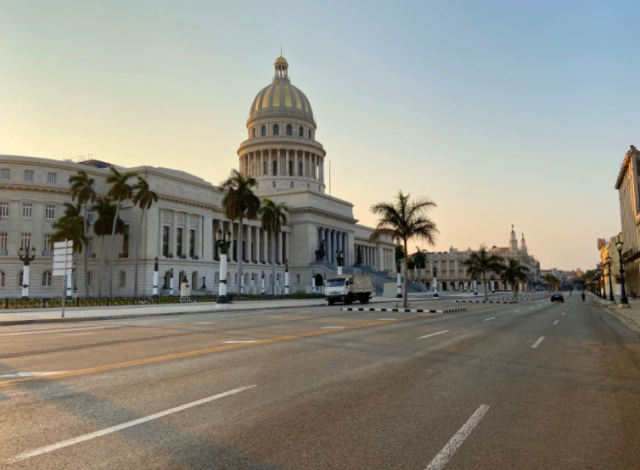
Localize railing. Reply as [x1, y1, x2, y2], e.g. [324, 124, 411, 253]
[0, 292, 325, 310]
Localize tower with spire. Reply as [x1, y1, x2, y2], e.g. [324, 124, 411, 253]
[509, 225, 518, 252]
[520, 233, 527, 252]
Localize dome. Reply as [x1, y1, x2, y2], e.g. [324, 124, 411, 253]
[248, 57, 315, 124]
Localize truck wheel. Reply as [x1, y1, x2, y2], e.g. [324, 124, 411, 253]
[360, 296, 370, 304]
[327, 299, 335, 306]
[345, 295, 353, 305]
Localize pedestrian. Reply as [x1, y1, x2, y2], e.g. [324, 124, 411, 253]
[581, 292, 585, 302]
[632, 291, 637, 301]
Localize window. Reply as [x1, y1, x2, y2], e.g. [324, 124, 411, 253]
[297, 274, 301, 283]
[309, 130, 312, 138]
[22, 204, 32, 218]
[21, 233, 31, 249]
[1, 169, 9, 180]
[272, 161, 277, 175]
[45, 205, 55, 219]
[261, 125, 266, 136]
[0, 233, 7, 252]
[123, 225, 130, 257]
[44, 234, 52, 252]
[299, 162, 303, 176]
[273, 124, 279, 135]
[299, 126, 303, 137]
[87, 272, 93, 287]
[289, 161, 293, 176]
[286, 124, 292, 135]
[263, 162, 267, 175]
[273, 181, 276, 188]
[119, 271, 126, 287]
[162, 226, 169, 256]
[42, 271, 52, 287]
[47, 173, 57, 184]
[87, 210, 94, 224]
[24, 170, 34, 182]
[189, 229, 195, 258]
[290, 181, 294, 189]
[0, 271, 4, 287]
[0, 202, 8, 217]
[252, 128, 256, 138]
[176, 228, 183, 257]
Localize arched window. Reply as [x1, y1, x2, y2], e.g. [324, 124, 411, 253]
[261, 125, 266, 136]
[163, 271, 171, 289]
[252, 128, 256, 138]
[299, 126, 304, 137]
[119, 271, 126, 287]
[286, 124, 292, 135]
[273, 181, 276, 188]
[273, 124, 279, 135]
[290, 181, 294, 188]
[0, 270, 4, 287]
[42, 271, 52, 287]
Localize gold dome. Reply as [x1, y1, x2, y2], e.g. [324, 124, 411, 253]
[274, 55, 288, 66]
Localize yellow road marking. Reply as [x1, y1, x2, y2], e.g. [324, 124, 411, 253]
[0, 313, 441, 389]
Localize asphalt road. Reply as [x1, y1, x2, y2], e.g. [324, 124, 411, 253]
[0, 294, 639, 469]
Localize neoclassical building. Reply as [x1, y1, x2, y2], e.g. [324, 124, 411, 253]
[0, 56, 396, 298]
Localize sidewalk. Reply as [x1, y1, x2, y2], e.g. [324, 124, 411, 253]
[0, 297, 398, 326]
[594, 295, 640, 334]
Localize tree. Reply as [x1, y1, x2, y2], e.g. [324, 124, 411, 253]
[220, 170, 260, 297]
[369, 191, 438, 308]
[413, 247, 427, 282]
[502, 259, 530, 299]
[258, 199, 289, 295]
[131, 177, 158, 296]
[92, 197, 124, 297]
[542, 273, 560, 292]
[69, 171, 96, 297]
[461, 245, 505, 301]
[106, 167, 137, 297]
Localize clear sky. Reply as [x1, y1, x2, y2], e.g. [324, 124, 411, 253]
[1, 0, 637, 271]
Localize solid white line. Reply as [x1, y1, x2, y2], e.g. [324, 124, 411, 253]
[379, 319, 396, 321]
[222, 341, 258, 344]
[424, 404, 490, 470]
[531, 336, 545, 348]
[6, 385, 256, 464]
[553, 320, 559, 325]
[60, 333, 93, 336]
[321, 326, 346, 329]
[418, 330, 449, 339]
[562, 312, 565, 316]
[483, 317, 496, 321]
[194, 322, 215, 324]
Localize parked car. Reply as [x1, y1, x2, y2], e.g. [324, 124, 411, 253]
[551, 293, 564, 303]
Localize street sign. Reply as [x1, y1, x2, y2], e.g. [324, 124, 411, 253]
[53, 240, 73, 249]
[53, 247, 73, 256]
[53, 241, 73, 277]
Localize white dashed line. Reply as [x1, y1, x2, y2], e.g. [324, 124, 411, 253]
[321, 327, 346, 329]
[195, 322, 215, 324]
[379, 319, 396, 321]
[424, 404, 490, 470]
[483, 317, 496, 321]
[418, 330, 450, 339]
[531, 337, 545, 348]
[222, 341, 258, 344]
[553, 320, 559, 325]
[562, 312, 565, 316]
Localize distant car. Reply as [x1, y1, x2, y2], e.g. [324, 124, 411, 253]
[551, 293, 564, 303]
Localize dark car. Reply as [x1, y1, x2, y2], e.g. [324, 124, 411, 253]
[551, 293, 564, 303]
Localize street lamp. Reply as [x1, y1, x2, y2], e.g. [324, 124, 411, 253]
[606, 255, 615, 302]
[215, 229, 232, 309]
[396, 258, 402, 298]
[615, 237, 629, 306]
[336, 250, 344, 275]
[433, 265, 439, 298]
[18, 245, 36, 299]
[490, 273, 495, 294]
[284, 258, 290, 295]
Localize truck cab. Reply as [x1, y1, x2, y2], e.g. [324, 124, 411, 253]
[325, 274, 373, 305]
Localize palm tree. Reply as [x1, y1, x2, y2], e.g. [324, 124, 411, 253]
[92, 197, 125, 297]
[413, 247, 427, 282]
[460, 245, 504, 301]
[51, 213, 86, 263]
[502, 259, 530, 299]
[69, 171, 96, 297]
[258, 199, 289, 295]
[542, 273, 559, 292]
[220, 170, 260, 297]
[369, 191, 438, 308]
[106, 167, 137, 297]
[131, 177, 158, 296]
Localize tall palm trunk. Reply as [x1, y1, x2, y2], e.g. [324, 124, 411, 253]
[83, 201, 89, 298]
[483, 272, 488, 301]
[271, 231, 276, 296]
[237, 218, 244, 297]
[99, 236, 105, 297]
[133, 208, 145, 296]
[108, 202, 121, 297]
[402, 239, 409, 308]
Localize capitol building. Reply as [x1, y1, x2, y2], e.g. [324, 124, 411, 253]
[0, 56, 397, 298]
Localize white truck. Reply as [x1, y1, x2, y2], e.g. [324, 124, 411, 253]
[325, 274, 374, 305]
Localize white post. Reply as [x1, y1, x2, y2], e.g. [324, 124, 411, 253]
[153, 270, 158, 297]
[312, 274, 316, 293]
[261, 273, 265, 295]
[285, 271, 290, 294]
[397, 271, 402, 298]
[22, 265, 30, 298]
[338, 266, 343, 275]
[170, 271, 174, 296]
[216, 253, 230, 310]
[433, 275, 439, 298]
[251, 275, 255, 295]
[66, 271, 73, 299]
[474, 279, 478, 295]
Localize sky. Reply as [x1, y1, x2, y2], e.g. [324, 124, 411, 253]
[1, 0, 638, 271]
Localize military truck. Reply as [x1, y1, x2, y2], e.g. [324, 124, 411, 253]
[325, 274, 374, 305]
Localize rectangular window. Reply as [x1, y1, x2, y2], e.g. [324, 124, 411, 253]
[176, 228, 183, 257]
[87, 210, 94, 224]
[0, 233, 7, 252]
[263, 162, 267, 175]
[22, 204, 32, 218]
[44, 234, 52, 252]
[1, 169, 9, 180]
[45, 205, 55, 219]
[123, 225, 129, 257]
[272, 161, 278, 175]
[24, 170, 33, 182]
[21, 233, 31, 249]
[47, 172, 57, 184]
[162, 226, 169, 256]
[189, 229, 195, 258]
[299, 162, 303, 176]
[0, 203, 8, 218]
[289, 161, 293, 176]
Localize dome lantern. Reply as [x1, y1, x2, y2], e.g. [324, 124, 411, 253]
[274, 55, 289, 80]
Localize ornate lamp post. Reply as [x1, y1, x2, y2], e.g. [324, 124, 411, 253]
[215, 229, 232, 309]
[284, 258, 290, 295]
[18, 245, 36, 299]
[473, 273, 478, 296]
[396, 258, 402, 298]
[336, 250, 344, 275]
[433, 265, 439, 298]
[490, 273, 496, 294]
[606, 255, 615, 302]
[615, 237, 629, 306]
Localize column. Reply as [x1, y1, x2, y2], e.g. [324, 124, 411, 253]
[256, 227, 261, 262]
[260, 151, 264, 176]
[294, 151, 298, 177]
[158, 208, 164, 256]
[185, 212, 191, 258]
[230, 222, 236, 262]
[197, 215, 203, 259]
[263, 229, 268, 263]
[286, 232, 291, 263]
[302, 152, 306, 178]
[343, 233, 348, 266]
[331, 230, 337, 262]
[278, 231, 283, 264]
[319, 227, 324, 259]
[327, 229, 333, 263]
[172, 211, 178, 257]
[247, 224, 252, 263]
[286, 149, 290, 176]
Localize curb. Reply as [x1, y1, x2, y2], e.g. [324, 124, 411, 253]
[454, 300, 516, 304]
[341, 307, 467, 313]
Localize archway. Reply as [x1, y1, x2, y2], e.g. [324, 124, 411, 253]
[442, 281, 448, 291]
[191, 271, 198, 290]
[163, 271, 171, 289]
[314, 274, 324, 287]
[450, 281, 456, 291]
[179, 271, 187, 286]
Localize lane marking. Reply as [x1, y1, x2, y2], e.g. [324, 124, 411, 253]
[418, 330, 449, 339]
[6, 385, 256, 464]
[60, 333, 93, 336]
[425, 404, 490, 470]
[483, 317, 496, 321]
[222, 341, 258, 344]
[0, 313, 441, 390]
[321, 327, 346, 329]
[531, 337, 545, 348]
[194, 322, 215, 324]
[553, 320, 559, 325]
[562, 312, 565, 316]
[0, 372, 66, 378]
[379, 318, 396, 321]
